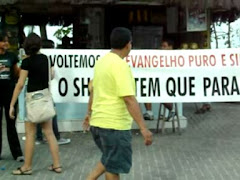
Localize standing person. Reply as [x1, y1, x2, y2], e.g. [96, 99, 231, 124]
[35, 39, 71, 145]
[0, 33, 23, 161]
[143, 39, 174, 120]
[83, 27, 153, 180]
[9, 33, 62, 175]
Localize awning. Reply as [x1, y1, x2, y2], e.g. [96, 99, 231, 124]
[1, 0, 240, 10]
[115, 0, 240, 10]
[167, 0, 240, 10]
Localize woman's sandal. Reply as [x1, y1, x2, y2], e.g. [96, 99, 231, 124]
[48, 164, 62, 173]
[12, 167, 32, 175]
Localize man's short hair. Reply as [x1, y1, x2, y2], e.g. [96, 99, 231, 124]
[110, 27, 132, 49]
[162, 39, 174, 48]
[23, 33, 41, 56]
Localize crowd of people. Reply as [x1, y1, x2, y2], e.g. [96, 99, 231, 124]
[0, 32, 71, 175]
[0, 28, 153, 179]
[0, 26, 211, 179]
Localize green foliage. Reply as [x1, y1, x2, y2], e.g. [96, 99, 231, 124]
[54, 27, 73, 41]
[211, 17, 240, 48]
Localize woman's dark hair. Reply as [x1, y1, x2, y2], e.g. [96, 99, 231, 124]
[23, 33, 41, 56]
[110, 27, 132, 49]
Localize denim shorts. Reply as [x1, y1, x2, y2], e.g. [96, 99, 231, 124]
[90, 126, 132, 174]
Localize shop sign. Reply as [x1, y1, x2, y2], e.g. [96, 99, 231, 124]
[187, 7, 207, 32]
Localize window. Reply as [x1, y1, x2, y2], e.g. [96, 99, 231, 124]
[23, 24, 73, 48]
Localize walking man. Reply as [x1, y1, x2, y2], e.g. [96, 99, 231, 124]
[83, 27, 153, 180]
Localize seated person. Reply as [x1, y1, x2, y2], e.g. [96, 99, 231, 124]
[143, 39, 175, 121]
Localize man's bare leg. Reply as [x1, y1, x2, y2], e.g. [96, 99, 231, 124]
[86, 161, 105, 180]
[143, 103, 154, 120]
[105, 172, 120, 180]
[144, 103, 152, 111]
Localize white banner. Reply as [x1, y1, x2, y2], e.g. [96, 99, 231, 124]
[42, 49, 240, 103]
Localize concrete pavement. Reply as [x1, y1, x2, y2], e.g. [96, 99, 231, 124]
[1, 102, 240, 180]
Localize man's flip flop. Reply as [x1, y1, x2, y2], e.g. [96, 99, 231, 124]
[12, 167, 32, 175]
[48, 164, 62, 173]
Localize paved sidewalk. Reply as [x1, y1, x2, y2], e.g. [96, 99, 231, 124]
[1, 103, 240, 180]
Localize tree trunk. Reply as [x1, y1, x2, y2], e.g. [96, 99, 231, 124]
[227, 20, 231, 48]
[213, 22, 218, 48]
